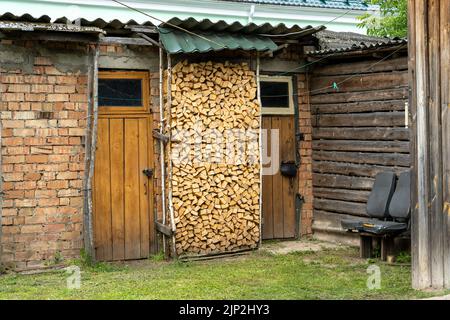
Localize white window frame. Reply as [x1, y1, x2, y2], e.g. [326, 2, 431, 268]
[260, 75, 294, 115]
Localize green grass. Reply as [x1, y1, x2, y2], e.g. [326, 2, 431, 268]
[0, 247, 448, 300]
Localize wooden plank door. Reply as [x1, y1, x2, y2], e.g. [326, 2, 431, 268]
[262, 116, 297, 239]
[93, 116, 155, 261]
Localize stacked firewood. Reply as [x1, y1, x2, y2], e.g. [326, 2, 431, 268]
[166, 60, 261, 255]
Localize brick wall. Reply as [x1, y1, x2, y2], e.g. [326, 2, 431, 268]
[0, 42, 163, 269]
[297, 74, 313, 235]
[0, 40, 89, 269]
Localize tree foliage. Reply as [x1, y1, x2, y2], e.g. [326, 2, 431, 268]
[358, 0, 408, 38]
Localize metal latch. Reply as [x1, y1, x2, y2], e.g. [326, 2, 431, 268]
[143, 168, 153, 178]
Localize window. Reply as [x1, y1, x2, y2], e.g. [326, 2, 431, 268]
[98, 71, 149, 113]
[260, 75, 294, 115]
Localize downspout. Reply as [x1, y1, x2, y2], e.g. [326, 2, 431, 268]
[166, 53, 177, 258]
[248, 4, 256, 24]
[159, 45, 167, 256]
[84, 44, 99, 262]
[256, 52, 263, 248]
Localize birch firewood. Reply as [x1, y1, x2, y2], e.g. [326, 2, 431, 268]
[165, 60, 261, 255]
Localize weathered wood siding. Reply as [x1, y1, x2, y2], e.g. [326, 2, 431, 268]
[309, 55, 409, 244]
[409, 0, 450, 290]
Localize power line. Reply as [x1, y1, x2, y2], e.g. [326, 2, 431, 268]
[110, 0, 226, 48]
[111, 0, 404, 100]
[260, 44, 408, 98]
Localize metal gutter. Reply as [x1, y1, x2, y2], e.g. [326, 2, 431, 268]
[0, 0, 369, 32]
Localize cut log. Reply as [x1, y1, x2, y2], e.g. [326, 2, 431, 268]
[167, 60, 261, 256]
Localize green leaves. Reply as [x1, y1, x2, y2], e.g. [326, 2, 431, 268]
[358, 0, 408, 38]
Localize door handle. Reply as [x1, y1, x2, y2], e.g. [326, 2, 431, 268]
[143, 168, 153, 178]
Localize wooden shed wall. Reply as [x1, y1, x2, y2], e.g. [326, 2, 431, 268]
[309, 55, 410, 244]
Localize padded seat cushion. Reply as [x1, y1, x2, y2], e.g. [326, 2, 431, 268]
[360, 220, 407, 235]
[366, 171, 396, 218]
[341, 218, 378, 232]
[388, 171, 411, 220]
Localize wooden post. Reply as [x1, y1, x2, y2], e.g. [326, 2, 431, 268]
[159, 46, 167, 256]
[409, 0, 450, 289]
[256, 53, 263, 248]
[381, 237, 395, 262]
[360, 235, 373, 259]
[166, 53, 177, 258]
[440, 0, 450, 288]
[83, 44, 99, 262]
[412, 0, 432, 289]
[427, 0, 444, 288]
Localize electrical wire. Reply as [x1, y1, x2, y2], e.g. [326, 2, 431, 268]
[111, 0, 226, 48]
[260, 44, 408, 98]
[258, 9, 351, 37]
[111, 0, 406, 100]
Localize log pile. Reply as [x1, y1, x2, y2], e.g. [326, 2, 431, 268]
[166, 60, 261, 255]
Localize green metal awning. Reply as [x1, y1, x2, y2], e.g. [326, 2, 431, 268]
[159, 27, 278, 54]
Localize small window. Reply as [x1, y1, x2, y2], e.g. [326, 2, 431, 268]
[260, 76, 294, 115]
[98, 71, 149, 113]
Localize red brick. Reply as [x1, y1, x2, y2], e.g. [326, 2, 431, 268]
[47, 94, 69, 102]
[37, 198, 60, 206]
[47, 180, 68, 189]
[21, 225, 44, 234]
[13, 128, 35, 137]
[3, 173, 24, 182]
[8, 84, 30, 93]
[48, 154, 70, 163]
[55, 85, 76, 94]
[2, 137, 23, 146]
[3, 93, 25, 101]
[2, 120, 24, 128]
[26, 155, 48, 163]
[25, 93, 46, 102]
[58, 119, 77, 127]
[35, 190, 57, 199]
[56, 76, 77, 85]
[24, 172, 42, 181]
[69, 94, 87, 103]
[45, 224, 66, 233]
[57, 172, 78, 180]
[4, 146, 29, 155]
[3, 155, 25, 164]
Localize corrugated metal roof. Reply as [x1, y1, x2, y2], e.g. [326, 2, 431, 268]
[0, 12, 155, 30]
[159, 27, 278, 53]
[0, 20, 105, 34]
[219, 0, 368, 10]
[162, 17, 324, 39]
[0, 13, 322, 35]
[307, 38, 408, 56]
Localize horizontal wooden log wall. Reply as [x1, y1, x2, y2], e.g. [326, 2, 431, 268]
[309, 55, 410, 241]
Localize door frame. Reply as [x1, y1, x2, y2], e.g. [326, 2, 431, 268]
[93, 70, 156, 260]
[260, 73, 301, 239]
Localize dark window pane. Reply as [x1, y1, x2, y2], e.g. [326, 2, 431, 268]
[98, 78, 143, 107]
[260, 81, 289, 108]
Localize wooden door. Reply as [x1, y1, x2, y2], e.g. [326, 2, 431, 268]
[93, 71, 155, 261]
[262, 116, 297, 239]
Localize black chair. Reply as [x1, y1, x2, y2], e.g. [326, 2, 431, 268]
[341, 171, 411, 260]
